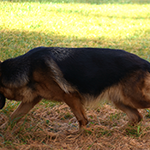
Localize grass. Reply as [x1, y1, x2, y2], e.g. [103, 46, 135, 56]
[0, 0, 150, 60]
[0, 0, 150, 149]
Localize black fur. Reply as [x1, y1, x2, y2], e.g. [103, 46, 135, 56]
[0, 93, 6, 109]
[49, 47, 150, 96]
[1, 47, 150, 96]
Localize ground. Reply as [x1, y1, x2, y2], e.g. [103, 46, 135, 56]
[0, 101, 150, 150]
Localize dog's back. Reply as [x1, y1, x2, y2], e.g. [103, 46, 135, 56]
[49, 47, 150, 96]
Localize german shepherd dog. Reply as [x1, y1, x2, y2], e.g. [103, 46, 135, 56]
[1, 47, 150, 129]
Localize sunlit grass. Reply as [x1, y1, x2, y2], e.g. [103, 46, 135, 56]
[0, 1, 150, 60]
[1, 2, 149, 38]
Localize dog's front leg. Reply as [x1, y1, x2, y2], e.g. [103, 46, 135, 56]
[64, 93, 88, 128]
[0, 96, 42, 129]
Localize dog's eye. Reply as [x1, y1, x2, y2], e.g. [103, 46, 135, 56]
[0, 93, 6, 109]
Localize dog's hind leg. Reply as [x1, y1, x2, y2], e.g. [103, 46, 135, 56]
[0, 96, 42, 128]
[63, 93, 88, 128]
[114, 102, 143, 126]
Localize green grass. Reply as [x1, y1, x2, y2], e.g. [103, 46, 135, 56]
[1, 0, 150, 4]
[0, 0, 150, 60]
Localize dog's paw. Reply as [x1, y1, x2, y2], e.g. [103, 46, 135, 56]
[65, 126, 92, 135]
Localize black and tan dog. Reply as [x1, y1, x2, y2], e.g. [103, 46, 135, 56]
[0, 47, 150, 129]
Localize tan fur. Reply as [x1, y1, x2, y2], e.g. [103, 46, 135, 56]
[142, 73, 150, 101]
[81, 83, 128, 108]
[1, 62, 150, 129]
[80, 71, 150, 125]
[110, 71, 150, 124]
[0, 86, 37, 103]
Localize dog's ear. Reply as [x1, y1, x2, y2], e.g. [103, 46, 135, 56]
[0, 93, 6, 109]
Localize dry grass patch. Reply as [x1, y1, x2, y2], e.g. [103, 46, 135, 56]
[1, 102, 150, 149]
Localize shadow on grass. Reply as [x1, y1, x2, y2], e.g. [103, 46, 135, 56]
[3, 0, 150, 4]
[0, 29, 103, 60]
[0, 29, 150, 60]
